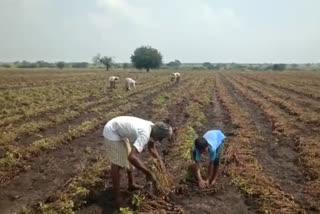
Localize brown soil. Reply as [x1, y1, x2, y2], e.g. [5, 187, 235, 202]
[0, 82, 178, 214]
[83, 77, 256, 214]
[74, 81, 193, 214]
[169, 82, 255, 214]
[221, 75, 318, 213]
[0, 81, 154, 149]
[242, 74, 320, 102]
[0, 92, 103, 130]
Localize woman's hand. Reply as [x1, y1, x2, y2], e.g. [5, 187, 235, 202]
[198, 179, 208, 189]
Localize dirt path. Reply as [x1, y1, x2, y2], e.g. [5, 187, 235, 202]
[221, 74, 317, 213]
[0, 82, 179, 214]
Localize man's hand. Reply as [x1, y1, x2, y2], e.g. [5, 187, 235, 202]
[158, 159, 165, 170]
[128, 147, 153, 178]
[198, 179, 208, 189]
[149, 141, 166, 170]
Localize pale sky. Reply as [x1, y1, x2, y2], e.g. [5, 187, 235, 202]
[0, 0, 319, 63]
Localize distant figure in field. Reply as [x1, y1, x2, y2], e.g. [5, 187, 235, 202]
[171, 72, 180, 83]
[125, 78, 136, 91]
[102, 116, 173, 207]
[109, 76, 120, 89]
[192, 130, 226, 189]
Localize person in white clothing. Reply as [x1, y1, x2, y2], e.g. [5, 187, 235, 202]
[103, 116, 173, 207]
[109, 76, 119, 89]
[124, 77, 136, 91]
[171, 72, 181, 83]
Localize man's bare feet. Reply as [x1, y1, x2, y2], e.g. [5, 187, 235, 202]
[115, 197, 126, 208]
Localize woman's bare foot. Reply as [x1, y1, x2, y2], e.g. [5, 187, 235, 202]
[209, 179, 216, 186]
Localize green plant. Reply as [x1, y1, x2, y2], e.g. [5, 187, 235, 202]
[119, 207, 135, 214]
[132, 193, 145, 208]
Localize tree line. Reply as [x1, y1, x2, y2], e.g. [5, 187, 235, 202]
[1, 45, 319, 71]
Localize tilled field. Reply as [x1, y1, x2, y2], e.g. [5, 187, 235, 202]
[0, 69, 319, 214]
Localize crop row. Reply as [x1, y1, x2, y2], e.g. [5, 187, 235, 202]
[225, 73, 320, 177]
[0, 72, 158, 127]
[216, 74, 303, 213]
[128, 74, 214, 213]
[234, 73, 320, 128]
[223, 74, 320, 210]
[0, 77, 182, 184]
[0, 76, 170, 151]
[239, 72, 320, 100]
[0, 70, 107, 89]
[19, 73, 199, 214]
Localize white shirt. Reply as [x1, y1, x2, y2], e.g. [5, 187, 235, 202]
[103, 116, 154, 153]
[125, 78, 135, 84]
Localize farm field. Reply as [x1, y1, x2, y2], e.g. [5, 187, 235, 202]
[0, 69, 319, 214]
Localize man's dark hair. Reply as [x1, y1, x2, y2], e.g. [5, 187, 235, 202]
[194, 137, 208, 151]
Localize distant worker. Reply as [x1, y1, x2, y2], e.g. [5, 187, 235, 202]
[171, 72, 180, 83]
[109, 76, 120, 89]
[192, 130, 226, 189]
[102, 116, 173, 207]
[125, 77, 136, 91]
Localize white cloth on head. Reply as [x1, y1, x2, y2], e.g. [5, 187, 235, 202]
[172, 73, 181, 83]
[103, 116, 154, 153]
[109, 76, 118, 82]
[172, 72, 180, 78]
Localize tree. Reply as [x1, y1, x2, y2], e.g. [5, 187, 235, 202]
[0, 63, 11, 68]
[167, 59, 181, 68]
[37, 60, 55, 68]
[203, 62, 214, 69]
[17, 61, 37, 68]
[273, 64, 286, 71]
[56, 61, 65, 69]
[99, 56, 113, 71]
[131, 46, 162, 72]
[71, 62, 89, 68]
[123, 63, 130, 69]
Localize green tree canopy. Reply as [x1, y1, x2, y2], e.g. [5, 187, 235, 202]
[99, 56, 113, 71]
[273, 64, 286, 71]
[122, 63, 131, 69]
[202, 62, 212, 69]
[56, 61, 65, 69]
[167, 59, 181, 67]
[131, 46, 162, 72]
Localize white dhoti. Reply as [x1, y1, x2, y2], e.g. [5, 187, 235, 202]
[104, 138, 134, 169]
